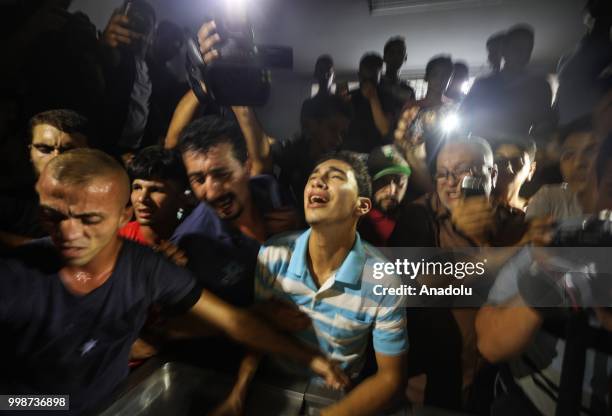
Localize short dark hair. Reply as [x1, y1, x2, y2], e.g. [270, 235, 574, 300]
[131, 0, 156, 25]
[506, 24, 534, 41]
[384, 36, 406, 55]
[28, 109, 90, 143]
[586, 0, 612, 19]
[314, 151, 372, 198]
[425, 55, 453, 79]
[127, 145, 188, 187]
[596, 133, 612, 184]
[493, 137, 537, 161]
[359, 53, 384, 71]
[486, 32, 506, 48]
[315, 54, 333, 70]
[177, 116, 248, 164]
[453, 61, 469, 78]
[558, 115, 593, 146]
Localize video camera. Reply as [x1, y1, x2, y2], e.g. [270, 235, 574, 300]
[518, 211, 612, 309]
[551, 210, 612, 247]
[185, 0, 293, 106]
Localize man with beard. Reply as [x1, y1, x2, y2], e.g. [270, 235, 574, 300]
[171, 115, 302, 306]
[358, 145, 411, 246]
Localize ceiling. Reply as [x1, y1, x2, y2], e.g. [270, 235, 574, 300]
[72, 0, 587, 77]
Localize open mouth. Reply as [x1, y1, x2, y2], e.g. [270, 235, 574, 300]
[211, 194, 236, 215]
[307, 192, 329, 208]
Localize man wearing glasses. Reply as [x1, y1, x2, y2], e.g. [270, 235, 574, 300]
[387, 136, 527, 410]
[390, 135, 525, 248]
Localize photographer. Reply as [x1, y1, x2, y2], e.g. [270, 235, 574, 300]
[100, 0, 156, 157]
[388, 135, 528, 409]
[475, 134, 612, 415]
[171, 21, 352, 212]
[342, 53, 395, 154]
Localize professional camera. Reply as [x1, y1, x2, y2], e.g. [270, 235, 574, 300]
[518, 211, 612, 309]
[551, 210, 612, 247]
[186, 1, 293, 106]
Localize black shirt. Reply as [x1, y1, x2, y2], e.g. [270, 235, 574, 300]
[379, 77, 415, 118]
[343, 88, 395, 154]
[0, 239, 200, 414]
[0, 190, 45, 239]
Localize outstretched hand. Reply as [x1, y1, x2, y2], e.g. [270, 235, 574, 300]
[309, 356, 350, 390]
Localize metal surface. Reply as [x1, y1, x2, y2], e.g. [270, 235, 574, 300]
[97, 361, 308, 416]
[95, 359, 467, 416]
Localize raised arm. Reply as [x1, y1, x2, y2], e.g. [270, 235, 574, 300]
[231, 106, 275, 175]
[165, 90, 201, 149]
[362, 81, 391, 137]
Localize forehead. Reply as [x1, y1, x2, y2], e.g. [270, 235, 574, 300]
[32, 124, 87, 146]
[183, 142, 241, 170]
[562, 131, 596, 150]
[495, 144, 523, 157]
[37, 175, 122, 211]
[132, 177, 170, 187]
[312, 159, 353, 176]
[437, 143, 484, 168]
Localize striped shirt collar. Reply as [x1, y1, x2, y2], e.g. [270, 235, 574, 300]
[287, 228, 367, 286]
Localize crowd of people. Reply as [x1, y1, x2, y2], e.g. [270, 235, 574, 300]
[1, 0, 612, 415]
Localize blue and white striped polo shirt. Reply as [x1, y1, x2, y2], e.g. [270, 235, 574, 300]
[255, 229, 408, 377]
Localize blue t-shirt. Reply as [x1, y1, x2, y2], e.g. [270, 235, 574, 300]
[0, 239, 200, 414]
[171, 202, 259, 306]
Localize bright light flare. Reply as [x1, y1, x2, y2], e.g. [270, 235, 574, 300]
[461, 81, 470, 95]
[441, 113, 460, 133]
[223, 0, 247, 20]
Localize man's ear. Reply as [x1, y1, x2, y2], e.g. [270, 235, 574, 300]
[356, 197, 372, 217]
[527, 161, 537, 182]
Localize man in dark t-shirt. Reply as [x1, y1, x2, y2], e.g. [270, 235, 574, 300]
[0, 149, 347, 414]
[0, 238, 200, 414]
[343, 53, 395, 154]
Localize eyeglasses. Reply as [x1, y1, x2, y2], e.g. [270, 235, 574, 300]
[494, 156, 525, 173]
[30, 143, 76, 155]
[434, 165, 476, 183]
